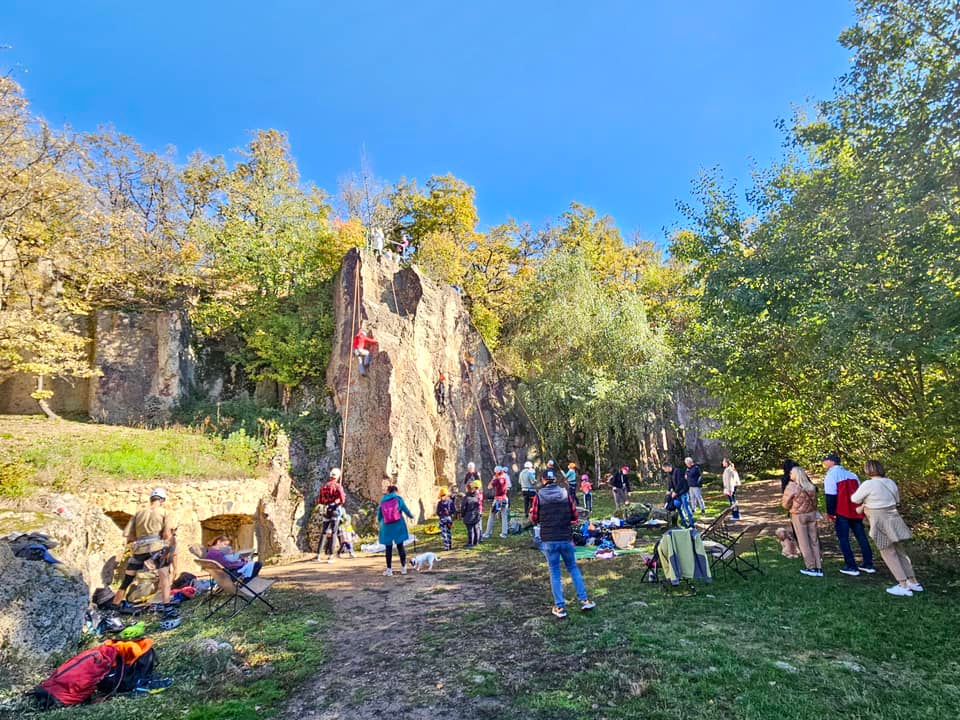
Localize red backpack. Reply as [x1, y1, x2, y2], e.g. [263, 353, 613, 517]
[34, 645, 120, 707]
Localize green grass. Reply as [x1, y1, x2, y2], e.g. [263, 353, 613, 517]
[6, 587, 330, 720]
[465, 487, 960, 720]
[0, 416, 262, 491]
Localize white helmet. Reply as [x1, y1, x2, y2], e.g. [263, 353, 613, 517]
[150, 488, 168, 501]
[467, 462, 476, 471]
[524, 461, 533, 469]
[330, 468, 342, 479]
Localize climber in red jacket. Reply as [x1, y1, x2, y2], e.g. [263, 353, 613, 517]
[352, 326, 377, 376]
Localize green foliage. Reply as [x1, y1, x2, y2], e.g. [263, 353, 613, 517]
[674, 0, 960, 486]
[0, 460, 34, 498]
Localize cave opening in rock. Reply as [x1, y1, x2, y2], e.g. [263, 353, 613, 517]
[103, 510, 132, 532]
[200, 513, 257, 552]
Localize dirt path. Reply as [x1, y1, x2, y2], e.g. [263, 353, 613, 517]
[267, 550, 533, 720]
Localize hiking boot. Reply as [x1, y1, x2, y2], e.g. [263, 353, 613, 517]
[800, 569, 822, 577]
[858, 566, 877, 574]
[552, 606, 569, 619]
[383, 568, 393, 577]
[580, 600, 596, 612]
[886, 585, 913, 597]
[839, 567, 861, 576]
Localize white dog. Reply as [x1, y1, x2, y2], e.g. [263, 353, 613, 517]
[409, 552, 440, 572]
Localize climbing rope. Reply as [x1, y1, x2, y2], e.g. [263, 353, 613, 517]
[471, 385, 498, 467]
[339, 256, 362, 470]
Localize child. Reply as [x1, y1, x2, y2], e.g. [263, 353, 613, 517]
[337, 510, 357, 558]
[436, 487, 457, 551]
[580, 473, 594, 512]
[460, 480, 483, 548]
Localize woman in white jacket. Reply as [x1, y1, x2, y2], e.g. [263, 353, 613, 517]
[851, 460, 922, 597]
[721, 458, 742, 520]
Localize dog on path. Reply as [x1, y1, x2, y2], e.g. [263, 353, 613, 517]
[409, 552, 440, 572]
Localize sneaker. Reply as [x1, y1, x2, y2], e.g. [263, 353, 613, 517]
[552, 606, 569, 619]
[858, 566, 877, 574]
[800, 569, 822, 577]
[580, 600, 596, 612]
[886, 585, 913, 597]
[839, 567, 861, 576]
[908, 583, 924, 592]
[383, 568, 393, 577]
[349, 552, 356, 559]
[326, 557, 334, 564]
[499, 534, 509, 539]
[400, 566, 408, 575]
[315, 555, 324, 562]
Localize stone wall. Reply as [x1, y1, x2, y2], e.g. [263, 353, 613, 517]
[0, 308, 194, 423]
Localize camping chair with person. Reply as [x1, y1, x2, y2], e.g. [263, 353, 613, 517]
[194, 558, 277, 620]
[703, 522, 766, 579]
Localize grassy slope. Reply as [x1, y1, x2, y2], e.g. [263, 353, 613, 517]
[0, 416, 259, 495]
[461, 483, 960, 720]
[6, 588, 330, 720]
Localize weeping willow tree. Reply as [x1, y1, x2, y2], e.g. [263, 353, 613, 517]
[505, 249, 673, 467]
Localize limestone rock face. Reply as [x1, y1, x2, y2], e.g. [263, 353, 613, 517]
[0, 543, 89, 685]
[325, 249, 530, 521]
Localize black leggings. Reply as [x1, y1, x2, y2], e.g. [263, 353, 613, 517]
[385, 541, 407, 570]
[466, 522, 481, 546]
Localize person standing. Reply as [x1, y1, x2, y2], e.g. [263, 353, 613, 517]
[436, 487, 457, 551]
[378, 481, 414, 576]
[823, 453, 875, 576]
[781, 466, 823, 577]
[721, 458, 742, 520]
[782, 458, 799, 492]
[316, 468, 347, 563]
[460, 481, 483, 548]
[685, 457, 706, 514]
[663, 462, 694, 528]
[851, 461, 923, 597]
[113, 488, 174, 606]
[610, 465, 632, 509]
[519, 461, 538, 517]
[580, 474, 594, 513]
[463, 461, 481, 492]
[564, 463, 580, 507]
[530, 470, 596, 619]
[484, 467, 511, 539]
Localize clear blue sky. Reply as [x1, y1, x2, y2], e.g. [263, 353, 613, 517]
[1, 1, 853, 243]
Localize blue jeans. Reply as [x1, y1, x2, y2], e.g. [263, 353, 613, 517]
[541, 540, 589, 609]
[676, 493, 695, 527]
[835, 515, 874, 569]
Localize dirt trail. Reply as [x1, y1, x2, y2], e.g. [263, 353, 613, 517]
[267, 550, 532, 720]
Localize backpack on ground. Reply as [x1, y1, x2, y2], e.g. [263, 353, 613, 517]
[92, 587, 116, 609]
[30, 645, 120, 708]
[171, 572, 196, 589]
[98, 641, 157, 694]
[380, 497, 403, 524]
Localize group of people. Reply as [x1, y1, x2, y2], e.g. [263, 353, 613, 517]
[659, 456, 739, 527]
[781, 454, 923, 597]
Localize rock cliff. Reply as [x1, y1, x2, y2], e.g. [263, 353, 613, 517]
[325, 249, 532, 521]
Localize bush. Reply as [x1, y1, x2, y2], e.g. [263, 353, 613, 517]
[0, 460, 34, 498]
[220, 429, 264, 471]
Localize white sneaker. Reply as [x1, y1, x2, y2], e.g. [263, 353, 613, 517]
[858, 566, 877, 574]
[885, 585, 913, 597]
[400, 566, 408, 575]
[908, 583, 924, 592]
[383, 568, 393, 576]
[326, 557, 334, 564]
[499, 534, 509, 539]
[800, 569, 822, 578]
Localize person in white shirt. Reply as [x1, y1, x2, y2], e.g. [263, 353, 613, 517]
[851, 460, 922, 597]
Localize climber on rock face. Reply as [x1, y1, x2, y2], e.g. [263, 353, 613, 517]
[435, 370, 447, 413]
[352, 326, 377, 376]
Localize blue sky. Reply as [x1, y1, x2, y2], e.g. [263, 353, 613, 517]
[1, 1, 853, 243]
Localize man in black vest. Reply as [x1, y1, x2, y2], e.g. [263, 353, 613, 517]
[531, 470, 596, 619]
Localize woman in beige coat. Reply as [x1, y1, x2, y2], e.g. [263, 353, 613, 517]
[781, 466, 822, 577]
[851, 460, 922, 597]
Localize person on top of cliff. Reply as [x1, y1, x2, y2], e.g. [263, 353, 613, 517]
[435, 370, 447, 413]
[353, 325, 377, 376]
[316, 468, 347, 563]
[113, 488, 174, 607]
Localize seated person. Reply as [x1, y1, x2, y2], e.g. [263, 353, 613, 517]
[204, 535, 261, 579]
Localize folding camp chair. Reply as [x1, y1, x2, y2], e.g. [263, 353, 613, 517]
[704, 523, 765, 579]
[195, 558, 277, 620]
[697, 505, 734, 537]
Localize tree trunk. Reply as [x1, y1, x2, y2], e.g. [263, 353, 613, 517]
[593, 431, 601, 485]
[34, 375, 61, 420]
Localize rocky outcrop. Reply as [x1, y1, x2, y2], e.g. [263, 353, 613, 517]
[0, 542, 89, 686]
[324, 250, 533, 521]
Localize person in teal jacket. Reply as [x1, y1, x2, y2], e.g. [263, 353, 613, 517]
[378, 482, 414, 576]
